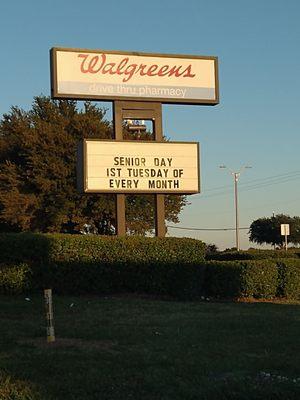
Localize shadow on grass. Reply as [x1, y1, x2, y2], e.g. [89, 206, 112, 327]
[1, 296, 300, 399]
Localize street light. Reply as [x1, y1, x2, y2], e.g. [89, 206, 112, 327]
[219, 165, 252, 251]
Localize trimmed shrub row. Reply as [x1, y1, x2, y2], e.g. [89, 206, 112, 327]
[0, 233, 299, 299]
[0, 233, 206, 299]
[277, 258, 300, 299]
[3, 258, 299, 299]
[204, 260, 279, 299]
[0, 233, 206, 265]
[203, 259, 300, 299]
[206, 249, 300, 261]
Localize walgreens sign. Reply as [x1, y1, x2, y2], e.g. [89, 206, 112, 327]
[51, 48, 219, 105]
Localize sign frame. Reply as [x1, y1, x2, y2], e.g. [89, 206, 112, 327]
[78, 139, 200, 195]
[50, 47, 219, 106]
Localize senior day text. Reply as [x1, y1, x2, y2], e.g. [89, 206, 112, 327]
[105, 156, 184, 190]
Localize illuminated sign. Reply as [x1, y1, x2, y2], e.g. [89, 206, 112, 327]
[51, 48, 218, 105]
[80, 140, 200, 194]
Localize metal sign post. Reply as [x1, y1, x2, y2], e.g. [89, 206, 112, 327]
[113, 101, 165, 237]
[280, 224, 290, 251]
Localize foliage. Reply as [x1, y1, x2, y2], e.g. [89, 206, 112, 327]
[206, 249, 300, 261]
[2, 233, 300, 300]
[0, 371, 41, 400]
[277, 259, 300, 299]
[0, 233, 206, 298]
[204, 243, 219, 256]
[0, 96, 187, 235]
[249, 214, 300, 247]
[0, 263, 32, 294]
[204, 260, 278, 298]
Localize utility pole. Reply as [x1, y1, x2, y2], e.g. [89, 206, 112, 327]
[233, 172, 240, 251]
[219, 165, 252, 251]
[272, 211, 276, 250]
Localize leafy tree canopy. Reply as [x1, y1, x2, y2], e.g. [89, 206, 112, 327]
[0, 96, 187, 235]
[249, 214, 300, 247]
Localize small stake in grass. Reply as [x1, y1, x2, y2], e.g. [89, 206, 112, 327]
[44, 289, 55, 343]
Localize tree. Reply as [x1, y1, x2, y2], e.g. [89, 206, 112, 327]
[249, 214, 300, 247]
[0, 96, 187, 235]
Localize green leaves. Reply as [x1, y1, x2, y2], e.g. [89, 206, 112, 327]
[249, 214, 300, 247]
[0, 233, 206, 297]
[0, 96, 186, 235]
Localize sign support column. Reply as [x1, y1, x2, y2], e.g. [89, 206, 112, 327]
[113, 101, 166, 237]
[113, 101, 126, 236]
[152, 103, 166, 238]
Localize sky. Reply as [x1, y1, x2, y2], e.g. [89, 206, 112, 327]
[0, 0, 300, 249]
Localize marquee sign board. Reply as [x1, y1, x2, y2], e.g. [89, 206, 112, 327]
[50, 47, 219, 105]
[79, 140, 200, 194]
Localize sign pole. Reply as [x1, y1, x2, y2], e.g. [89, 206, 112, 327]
[155, 194, 166, 237]
[44, 289, 55, 343]
[113, 101, 126, 236]
[153, 103, 166, 237]
[285, 233, 288, 251]
[113, 101, 166, 237]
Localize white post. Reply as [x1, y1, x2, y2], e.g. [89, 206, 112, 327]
[44, 289, 55, 343]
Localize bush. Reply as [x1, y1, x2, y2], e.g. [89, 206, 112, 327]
[0, 370, 41, 400]
[0, 233, 206, 264]
[0, 233, 206, 298]
[0, 263, 32, 294]
[206, 249, 299, 261]
[2, 233, 299, 300]
[277, 258, 300, 299]
[204, 260, 278, 299]
[0, 233, 50, 264]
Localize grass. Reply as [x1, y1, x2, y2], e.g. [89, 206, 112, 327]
[0, 295, 300, 400]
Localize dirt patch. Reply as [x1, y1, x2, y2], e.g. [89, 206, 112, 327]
[19, 338, 119, 352]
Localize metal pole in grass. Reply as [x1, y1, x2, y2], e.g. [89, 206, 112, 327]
[44, 289, 55, 343]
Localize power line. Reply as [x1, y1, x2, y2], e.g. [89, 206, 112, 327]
[167, 225, 250, 231]
[201, 172, 300, 199]
[205, 169, 300, 193]
[239, 173, 300, 192]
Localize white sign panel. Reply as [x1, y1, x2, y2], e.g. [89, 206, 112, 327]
[51, 48, 218, 105]
[280, 224, 290, 236]
[82, 140, 200, 194]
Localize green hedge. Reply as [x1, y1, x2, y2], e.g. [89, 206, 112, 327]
[0, 233, 206, 298]
[204, 260, 278, 299]
[0, 233, 206, 264]
[277, 258, 300, 299]
[1, 233, 300, 300]
[206, 249, 300, 261]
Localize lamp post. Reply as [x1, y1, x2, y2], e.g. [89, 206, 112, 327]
[219, 165, 252, 251]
